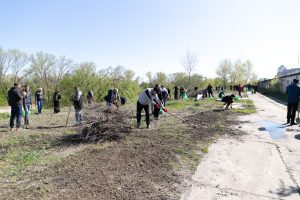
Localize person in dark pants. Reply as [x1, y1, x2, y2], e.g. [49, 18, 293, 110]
[53, 89, 61, 113]
[105, 89, 115, 108]
[23, 84, 32, 128]
[174, 85, 179, 100]
[286, 79, 300, 125]
[87, 90, 94, 105]
[222, 94, 235, 110]
[161, 85, 169, 106]
[207, 83, 214, 98]
[8, 83, 22, 131]
[136, 87, 160, 129]
[35, 88, 44, 114]
[237, 84, 243, 98]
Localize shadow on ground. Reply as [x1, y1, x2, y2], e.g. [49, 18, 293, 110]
[54, 133, 84, 146]
[260, 93, 287, 107]
[269, 186, 300, 197]
[295, 134, 300, 140]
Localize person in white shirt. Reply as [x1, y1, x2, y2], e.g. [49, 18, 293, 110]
[136, 87, 161, 129]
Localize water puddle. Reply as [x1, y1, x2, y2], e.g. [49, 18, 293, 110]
[258, 121, 287, 140]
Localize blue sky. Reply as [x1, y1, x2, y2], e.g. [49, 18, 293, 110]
[1, 0, 300, 80]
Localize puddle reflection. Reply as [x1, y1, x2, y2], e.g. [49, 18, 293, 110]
[258, 121, 287, 140]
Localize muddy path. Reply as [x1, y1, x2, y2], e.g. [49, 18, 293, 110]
[182, 93, 300, 200]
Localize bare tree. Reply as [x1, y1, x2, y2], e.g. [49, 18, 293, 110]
[54, 56, 75, 87]
[26, 52, 56, 102]
[145, 71, 152, 84]
[244, 60, 253, 83]
[0, 48, 14, 98]
[7, 49, 29, 82]
[182, 50, 198, 90]
[216, 59, 232, 88]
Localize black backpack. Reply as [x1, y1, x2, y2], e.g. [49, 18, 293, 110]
[120, 96, 126, 105]
[73, 96, 83, 109]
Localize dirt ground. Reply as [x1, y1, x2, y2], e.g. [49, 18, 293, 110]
[181, 93, 300, 200]
[0, 99, 247, 200]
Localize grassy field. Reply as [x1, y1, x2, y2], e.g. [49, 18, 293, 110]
[0, 94, 255, 199]
[0, 92, 7, 107]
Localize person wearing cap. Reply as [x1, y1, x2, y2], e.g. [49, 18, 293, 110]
[286, 79, 300, 125]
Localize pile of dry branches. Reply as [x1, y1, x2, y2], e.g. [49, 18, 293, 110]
[81, 104, 132, 143]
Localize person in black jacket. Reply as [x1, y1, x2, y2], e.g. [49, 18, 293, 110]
[222, 94, 235, 110]
[286, 79, 300, 125]
[71, 87, 83, 125]
[207, 83, 214, 98]
[53, 89, 62, 113]
[8, 83, 22, 131]
[87, 90, 94, 105]
[35, 88, 44, 114]
[174, 85, 179, 100]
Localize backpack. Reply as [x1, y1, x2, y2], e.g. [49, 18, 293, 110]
[73, 96, 83, 109]
[120, 96, 126, 105]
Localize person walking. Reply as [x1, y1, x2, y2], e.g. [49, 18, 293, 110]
[53, 89, 62, 113]
[286, 79, 300, 125]
[8, 83, 22, 131]
[71, 87, 83, 125]
[23, 84, 32, 128]
[35, 88, 44, 114]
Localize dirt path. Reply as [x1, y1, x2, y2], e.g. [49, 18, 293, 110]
[0, 106, 10, 113]
[182, 93, 300, 200]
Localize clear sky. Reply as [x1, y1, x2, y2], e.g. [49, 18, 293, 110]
[1, 0, 300, 80]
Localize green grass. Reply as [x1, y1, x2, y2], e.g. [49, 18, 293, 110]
[259, 89, 287, 102]
[0, 112, 10, 120]
[167, 98, 223, 112]
[0, 132, 58, 179]
[201, 146, 209, 153]
[232, 99, 256, 114]
[3, 150, 41, 176]
[154, 116, 200, 170]
[0, 92, 8, 106]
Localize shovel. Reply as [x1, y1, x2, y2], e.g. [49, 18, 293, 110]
[66, 104, 72, 127]
[296, 110, 300, 124]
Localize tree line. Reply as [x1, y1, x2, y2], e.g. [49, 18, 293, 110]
[216, 59, 258, 88]
[0, 47, 141, 106]
[0, 47, 257, 107]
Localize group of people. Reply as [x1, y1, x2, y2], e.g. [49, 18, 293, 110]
[7, 82, 94, 131]
[7, 83, 46, 130]
[7, 81, 251, 131]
